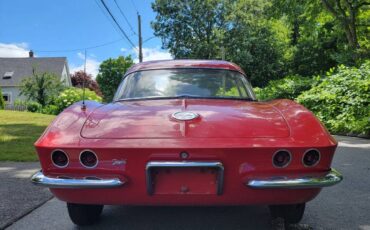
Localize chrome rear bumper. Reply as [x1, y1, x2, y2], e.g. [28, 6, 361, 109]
[247, 168, 343, 189]
[31, 171, 124, 189]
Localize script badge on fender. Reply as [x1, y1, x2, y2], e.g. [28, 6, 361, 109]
[172, 111, 199, 121]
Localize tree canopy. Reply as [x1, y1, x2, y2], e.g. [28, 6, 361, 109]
[96, 56, 134, 102]
[152, 0, 369, 86]
[20, 72, 64, 106]
[71, 71, 102, 96]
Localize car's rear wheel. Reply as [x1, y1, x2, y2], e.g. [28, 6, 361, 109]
[67, 203, 104, 226]
[269, 203, 305, 224]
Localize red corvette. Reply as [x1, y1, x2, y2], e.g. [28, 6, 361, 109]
[31, 60, 342, 226]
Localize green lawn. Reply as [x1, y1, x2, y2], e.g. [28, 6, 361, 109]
[0, 110, 55, 161]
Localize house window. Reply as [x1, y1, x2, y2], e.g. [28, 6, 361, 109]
[3, 71, 14, 79]
[2, 92, 12, 104]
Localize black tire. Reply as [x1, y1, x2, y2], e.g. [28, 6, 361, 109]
[67, 203, 104, 226]
[269, 203, 305, 224]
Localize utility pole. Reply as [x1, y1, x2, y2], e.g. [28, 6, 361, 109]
[138, 13, 143, 62]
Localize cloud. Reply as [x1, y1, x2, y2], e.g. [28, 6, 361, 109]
[77, 52, 85, 59]
[70, 53, 100, 78]
[127, 46, 172, 63]
[0, 43, 30, 57]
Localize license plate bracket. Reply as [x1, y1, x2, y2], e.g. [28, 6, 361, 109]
[146, 161, 224, 195]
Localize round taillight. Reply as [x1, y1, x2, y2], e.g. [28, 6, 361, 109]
[80, 150, 98, 168]
[303, 149, 320, 167]
[51, 150, 68, 168]
[273, 150, 291, 168]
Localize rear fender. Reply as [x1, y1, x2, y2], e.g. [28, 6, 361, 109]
[35, 100, 103, 148]
[268, 99, 337, 147]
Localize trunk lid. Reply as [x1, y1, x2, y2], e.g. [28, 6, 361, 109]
[81, 99, 290, 139]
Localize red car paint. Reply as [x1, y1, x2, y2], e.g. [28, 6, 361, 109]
[35, 60, 337, 206]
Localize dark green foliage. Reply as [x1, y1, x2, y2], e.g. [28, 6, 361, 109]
[27, 102, 42, 113]
[254, 75, 314, 100]
[320, 0, 368, 49]
[152, 0, 369, 85]
[290, 23, 340, 76]
[152, 0, 286, 87]
[297, 62, 370, 135]
[225, 26, 284, 86]
[20, 72, 64, 107]
[152, 0, 226, 59]
[41, 105, 59, 115]
[96, 56, 134, 102]
[0, 88, 4, 109]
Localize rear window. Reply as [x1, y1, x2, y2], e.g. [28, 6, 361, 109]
[114, 69, 255, 101]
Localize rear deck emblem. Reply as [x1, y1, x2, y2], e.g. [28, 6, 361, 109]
[172, 111, 199, 121]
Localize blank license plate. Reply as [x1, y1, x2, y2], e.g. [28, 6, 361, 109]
[152, 167, 218, 195]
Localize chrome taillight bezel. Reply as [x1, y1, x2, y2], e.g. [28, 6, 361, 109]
[51, 149, 69, 168]
[302, 148, 321, 167]
[79, 150, 98, 168]
[272, 149, 292, 168]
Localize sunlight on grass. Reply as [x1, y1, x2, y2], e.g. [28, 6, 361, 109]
[0, 110, 55, 161]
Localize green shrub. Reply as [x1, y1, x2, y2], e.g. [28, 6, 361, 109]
[27, 102, 42, 112]
[14, 99, 28, 107]
[254, 75, 314, 101]
[0, 88, 4, 109]
[56, 87, 102, 113]
[41, 105, 59, 115]
[297, 62, 370, 136]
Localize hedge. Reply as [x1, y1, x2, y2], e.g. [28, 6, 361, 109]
[297, 62, 370, 136]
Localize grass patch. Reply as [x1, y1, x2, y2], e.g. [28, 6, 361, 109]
[0, 110, 55, 161]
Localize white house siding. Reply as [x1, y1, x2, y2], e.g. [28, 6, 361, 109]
[61, 64, 72, 87]
[1, 69, 69, 105]
[1, 86, 26, 105]
[0, 57, 71, 105]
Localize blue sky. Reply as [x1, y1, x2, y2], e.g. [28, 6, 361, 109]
[0, 0, 171, 76]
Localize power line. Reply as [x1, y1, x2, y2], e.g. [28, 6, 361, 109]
[94, 0, 123, 37]
[0, 38, 124, 53]
[113, 0, 137, 35]
[99, 0, 137, 50]
[35, 38, 124, 53]
[129, 0, 139, 13]
[143, 36, 156, 44]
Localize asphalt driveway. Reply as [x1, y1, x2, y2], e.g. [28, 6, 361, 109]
[4, 136, 370, 230]
[0, 162, 52, 229]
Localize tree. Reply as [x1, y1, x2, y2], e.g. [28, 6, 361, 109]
[321, 0, 368, 49]
[269, 0, 319, 45]
[152, 0, 285, 86]
[0, 88, 5, 109]
[152, 0, 227, 59]
[70, 71, 102, 96]
[96, 56, 134, 102]
[223, 0, 286, 86]
[20, 72, 64, 106]
[268, 0, 366, 74]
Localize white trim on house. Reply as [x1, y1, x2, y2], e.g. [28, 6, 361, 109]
[2, 91, 12, 104]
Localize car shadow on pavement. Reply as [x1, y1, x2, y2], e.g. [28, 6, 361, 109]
[83, 205, 271, 230]
[79, 205, 313, 230]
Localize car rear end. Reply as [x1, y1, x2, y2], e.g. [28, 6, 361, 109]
[33, 138, 341, 206]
